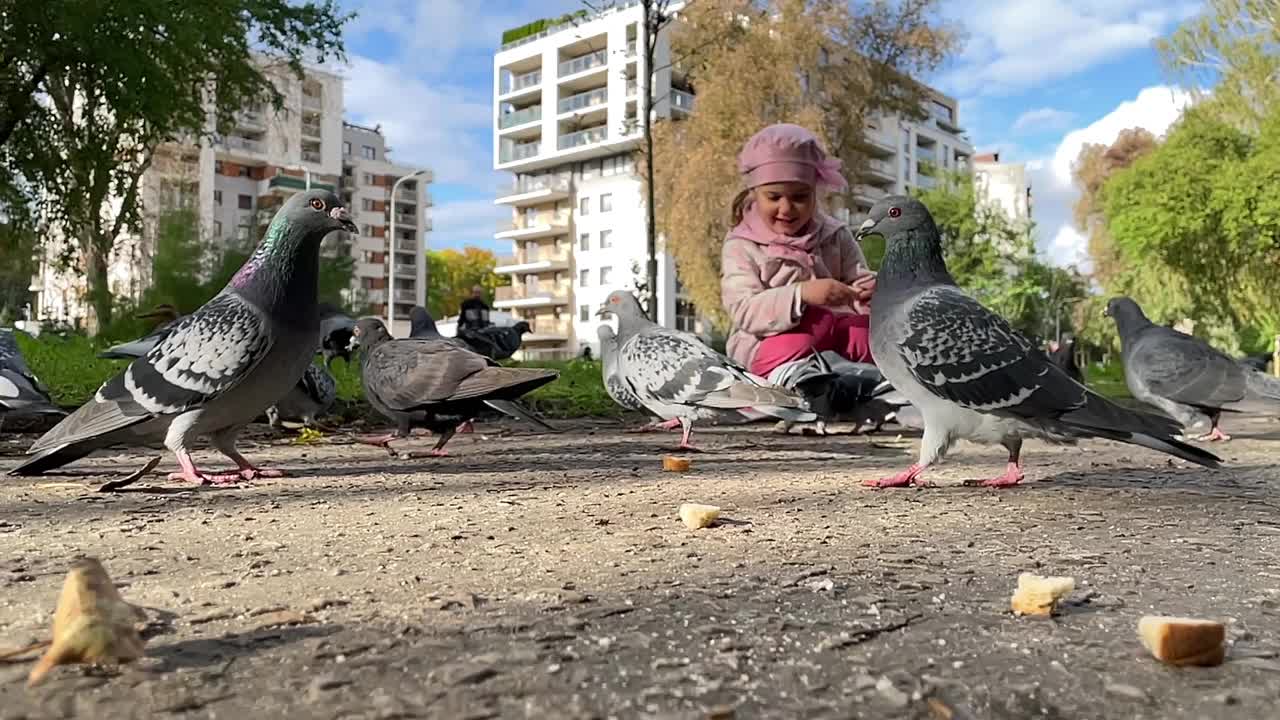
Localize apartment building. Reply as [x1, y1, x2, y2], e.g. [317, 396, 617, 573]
[971, 151, 1033, 225]
[491, 3, 972, 359]
[340, 122, 433, 337]
[31, 64, 432, 332]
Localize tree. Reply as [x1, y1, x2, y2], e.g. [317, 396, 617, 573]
[0, 1, 351, 332]
[1070, 128, 1158, 288]
[1156, 0, 1280, 130]
[0, 220, 39, 323]
[424, 248, 501, 320]
[648, 0, 959, 329]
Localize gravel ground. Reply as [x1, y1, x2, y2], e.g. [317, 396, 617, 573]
[1, 415, 1279, 719]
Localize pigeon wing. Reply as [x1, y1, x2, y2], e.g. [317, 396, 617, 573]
[1132, 328, 1247, 408]
[365, 339, 491, 410]
[896, 286, 1086, 418]
[622, 329, 800, 410]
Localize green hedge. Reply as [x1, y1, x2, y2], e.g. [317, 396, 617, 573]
[501, 10, 588, 45]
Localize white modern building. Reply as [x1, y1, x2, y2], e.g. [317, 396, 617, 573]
[972, 151, 1032, 226]
[491, 2, 972, 359]
[31, 63, 432, 332]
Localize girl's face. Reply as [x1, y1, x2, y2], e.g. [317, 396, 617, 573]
[752, 182, 816, 235]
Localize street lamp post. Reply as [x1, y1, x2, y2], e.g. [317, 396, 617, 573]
[388, 170, 428, 335]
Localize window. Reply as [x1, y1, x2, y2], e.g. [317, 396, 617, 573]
[599, 193, 612, 212]
[361, 224, 374, 236]
[238, 166, 251, 178]
[213, 221, 222, 237]
[902, 128, 911, 152]
[237, 194, 252, 210]
[213, 190, 222, 206]
[599, 229, 613, 248]
[578, 196, 590, 216]
[343, 141, 351, 156]
[579, 233, 590, 251]
[579, 269, 589, 287]
[361, 145, 376, 160]
[599, 266, 612, 285]
[362, 198, 375, 211]
[579, 305, 590, 322]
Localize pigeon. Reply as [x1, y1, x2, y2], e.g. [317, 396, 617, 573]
[1238, 352, 1274, 374]
[97, 304, 183, 360]
[596, 290, 816, 449]
[597, 324, 680, 432]
[1045, 334, 1084, 384]
[770, 350, 912, 435]
[855, 195, 1220, 489]
[9, 189, 357, 480]
[349, 317, 558, 456]
[1106, 296, 1280, 441]
[0, 328, 65, 425]
[318, 304, 357, 367]
[266, 361, 337, 429]
[457, 321, 532, 361]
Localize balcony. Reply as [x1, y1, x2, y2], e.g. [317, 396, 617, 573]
[559, 49, 607, 78]
[499, 105, 542, 129]
[557, 125, 606, 150]
[558, 87, 607, 115]
[495, 175, 572, 206]
[301, 121, 322, 138]
[859, 132, 895, 157]
[267, 174, 335, 193]
[396, 237, 418, 253]
[853, 184, 887, 202]
[523, 317, 572, 341]
[396, 187, 418, 202]
[495, 212, 570, 240]
[861, 157, 896, 181]
[365, 289, 387, 304]
[504, 69, 541, 96]
[626, 79, 637, 97]
[218, 135, 264, 154]
[494, 248, 571, 274]
[394, 263, 416, 278]
[494, 284, 570, 309]
[626, 39, 637, 58]
[394, 212, 416, 226]
[670, 89, 694, 114]
[301, 149, 322, 164]
[394, 288, 417, 303]
[302, 93, 322, 110]
[500, 142, 540, 164]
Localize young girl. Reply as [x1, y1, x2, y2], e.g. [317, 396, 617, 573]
[720, 123, 877, 385]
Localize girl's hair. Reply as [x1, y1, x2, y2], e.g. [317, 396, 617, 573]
[730, 188, 752, 225]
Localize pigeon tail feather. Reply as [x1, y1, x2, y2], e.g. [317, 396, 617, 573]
[26, 394, 150, 456]
[452, 366, 558, 402]
[1057, 392, 1221, 468]
[483, 399, 558, 431]
[8, 438, 110, 476]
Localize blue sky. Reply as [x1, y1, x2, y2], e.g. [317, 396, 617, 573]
[332, 0, 1202, 268]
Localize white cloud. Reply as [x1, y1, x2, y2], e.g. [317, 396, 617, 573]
[1020, 85, 1194, 268]
[1012, 107, 1075, 133]
[938, 1, 1201, 97]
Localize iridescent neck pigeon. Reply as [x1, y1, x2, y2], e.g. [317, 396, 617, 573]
[858, 195, 1219, 489]
[9, 190, 356, 482]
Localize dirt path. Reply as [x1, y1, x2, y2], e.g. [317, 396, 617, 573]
[1, 416, 1279, 719]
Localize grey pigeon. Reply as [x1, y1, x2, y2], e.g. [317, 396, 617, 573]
[458, 321, 532, 361]
[597, 324, 679, 432]
[97, 304, 183, 360]
[9, 190, 356, 481]
[318, 304, 357, 367]
[266, 361, 337, 429]
[0, 329, 65, 424]
[349, 317, 558, 456]
[1106, 296, 1280, 441]
[408, 305, 465, 347]
[856, 195, 1219, 489]
[596, 290, 815, 450]
[770, 351, 913, 435]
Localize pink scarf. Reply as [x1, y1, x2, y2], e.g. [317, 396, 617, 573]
[729, 203, 840, 275]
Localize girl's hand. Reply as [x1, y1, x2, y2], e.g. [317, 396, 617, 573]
[850, 271, 877, 302]
[801, 278, 858, 308]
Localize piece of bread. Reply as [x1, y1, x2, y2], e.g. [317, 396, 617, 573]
[662, 456, 691, 472]
[678, 503, 720, 530]
[1010, 572, 1075, 617]
[1137, 616, 1225, 667]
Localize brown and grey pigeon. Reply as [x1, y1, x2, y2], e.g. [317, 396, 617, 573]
[596, 290, 815, 450]
[9, 189, 356, 481]
[857, 195, 1219, 489]
[349, 317, 558, 456]
[0, 329, 65, 425]
[1106, 296, 1280, 441]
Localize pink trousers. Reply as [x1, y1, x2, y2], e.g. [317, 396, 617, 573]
[750, 306, 873, 377]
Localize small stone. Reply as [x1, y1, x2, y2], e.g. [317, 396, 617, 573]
[875, 677, 910, 708]
[1104, 683, 1149, 703]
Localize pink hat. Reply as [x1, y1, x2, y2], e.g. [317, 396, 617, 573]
[736, 123, 847, 191]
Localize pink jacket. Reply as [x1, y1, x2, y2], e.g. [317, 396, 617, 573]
[721, 213, 870, 368]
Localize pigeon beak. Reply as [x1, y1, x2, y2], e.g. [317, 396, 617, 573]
[854, 217, 876, 240]
[594, 305, 609, 318]
[330, 206, 357, 232]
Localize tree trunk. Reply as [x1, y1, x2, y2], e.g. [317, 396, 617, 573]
[642, 0, 660, 323]
[84, 239, 112, 335]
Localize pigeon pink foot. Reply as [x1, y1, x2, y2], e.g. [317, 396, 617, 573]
[863, 464, 925, 489]
[978, 461, 1024, 488]
[1196, 427, 1231, 442]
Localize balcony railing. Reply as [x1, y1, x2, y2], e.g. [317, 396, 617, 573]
[396, 237, 418, 252]
[394, 212, 416, 226]
[559, 49, 606, 77]
[394, 289, 416, 303]
[502, 248, 570, 266]
[864, 158, 895, 176]
[558, 87, 607, 114]
[670, 89, 695, 113]
[498, 175, 571, 196]
[301, 149, 322, 163]
[394, 263, 416, 277]
[365, 289, 387, 304]
[496, 212, 570, 233]
[220, 135, 263, 153]
[494, 284, 568, 302]
[301, 121, 322, 138]
[302, 93, 322, 110]
[557, 125, 606, 150]
[500, 105, 542, 129]
[396, 187, 418, 202]
[500, 142, 540, 163]
[626, 79, 637, 97]
[626, 39, 637, 57]
[507, 69, 541, 94]
[854, 184, 887, 200]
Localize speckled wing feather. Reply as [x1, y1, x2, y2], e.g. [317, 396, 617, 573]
[365, 339, 491, 409]
[300, 363, 336, 408]
[28, 293, 271, 453]
[620, 328, 802, 410]
[1131, 328, 1247, 409]
[896, 286, 1086, 418]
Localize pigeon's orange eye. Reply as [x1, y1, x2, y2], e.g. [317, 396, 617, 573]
[888, 207, 901, 218]
[309, 198, 325, 211]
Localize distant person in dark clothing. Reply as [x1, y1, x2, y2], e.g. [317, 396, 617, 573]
[459, 285, 491, 331]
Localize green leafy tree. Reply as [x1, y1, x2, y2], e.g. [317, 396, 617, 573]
[425, 248, 501, 319]
[0, 1, 351, 332]
[0, 220, 39, 324]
